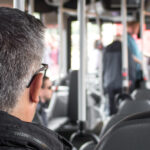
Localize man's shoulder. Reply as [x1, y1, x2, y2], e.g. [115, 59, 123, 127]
[30, 122, 73, 149]
[18, 121, 73, 150]
[105, 41, 121, 53]
[0, 111, 73, 150]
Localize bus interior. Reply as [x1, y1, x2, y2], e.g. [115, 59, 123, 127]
[2, 0, 150, 149]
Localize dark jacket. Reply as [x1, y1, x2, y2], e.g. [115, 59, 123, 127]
[0, 111, 73, 150]
[103, 41, 136, 93]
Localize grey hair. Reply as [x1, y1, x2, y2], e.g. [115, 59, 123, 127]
[0, 7, 45, 112]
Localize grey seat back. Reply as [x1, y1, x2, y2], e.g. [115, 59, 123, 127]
[118, 100, 150, 114]
[79, 141, 97, 150]
[101, 100, 150, 136]
[67, 70, 78, 123]
[96, 111, 150, 150]
[51, 90, 69, 118]
[133, 89, 150, 101]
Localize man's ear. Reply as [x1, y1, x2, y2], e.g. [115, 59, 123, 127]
[29, 73, 43, 103]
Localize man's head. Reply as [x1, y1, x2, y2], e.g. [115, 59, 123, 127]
[0, 7, 45, 122]
[94, 40, 103, 50]
[114, 34, 122, 42]
[40, 76, 53, 103]
[127, 21, 140, 35]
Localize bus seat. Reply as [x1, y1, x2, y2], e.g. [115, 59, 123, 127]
[118, 100, 150, 114]
[48, 117, 69, 130]
[79, 141, 97, 150]
[95, 111, 150, 150]
[50, 89, 69, 118]
[101, 100, 150, 136]
[67, 70, 78, 123]
[47, 70, 78, 132]
[132, 89, 150, 101]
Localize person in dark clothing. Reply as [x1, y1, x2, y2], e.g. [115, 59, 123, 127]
[103, 38, 136, 115]
[0, 7, 73, 150]
[34, 76, 53, 127]
[40, 76, 53, 105]
[127, 21, 143, 88]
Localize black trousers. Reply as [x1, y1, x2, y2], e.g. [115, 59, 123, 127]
[108, 89, 121, 115]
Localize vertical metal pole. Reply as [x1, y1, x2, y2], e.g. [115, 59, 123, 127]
[62, 16, 68, 76]
[58, 0, 67, 77]
[13, 0, 25, 11]
[28, 0, 34, 15]
[93, 0, 106, 118]
[121, 0, 129, 92]
[94, 0, 104, 99]
[58, 0, 64, 78]
[78, 0, 86, 122]
[140, 0, 145, 76]
[85, 17, 88, 80]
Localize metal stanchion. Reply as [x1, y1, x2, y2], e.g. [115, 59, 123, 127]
[70, 0, 99, 148]
[77, 0, 86, 127]
[121, 0, 129, 93]
[140, 0, 147, 82]
[13, 0, 25, 11]
[28, 0, 34, 15]
[58, 0, 67, 79]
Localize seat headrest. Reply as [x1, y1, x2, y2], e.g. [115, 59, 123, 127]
[96, 111, 150, 150]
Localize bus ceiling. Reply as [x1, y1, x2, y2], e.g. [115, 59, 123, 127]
[34, 0, 98, 11]
[33, 0, 150, 23]
[0, 0, 150, 23]
[0, 0, 150, 14]
[34, 0, 149, 12]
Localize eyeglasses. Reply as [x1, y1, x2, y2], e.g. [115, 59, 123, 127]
[48, 86, 52, 90]
[26, 64, 48, 88]
[42, 85, 52, 90]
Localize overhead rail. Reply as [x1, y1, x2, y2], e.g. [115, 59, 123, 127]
[45, 0, 69, 7]
[121, 0, 129, 92]
[62, 7, 97, 18]
[61, 7, 136, 22]
[44, 0, 97, 18]
[13, 0, 25, 11]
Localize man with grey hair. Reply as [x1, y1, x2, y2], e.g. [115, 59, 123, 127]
[0, 7, 73, 150]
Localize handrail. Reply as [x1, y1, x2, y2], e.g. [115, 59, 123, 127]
[121, 0, 129, 93]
